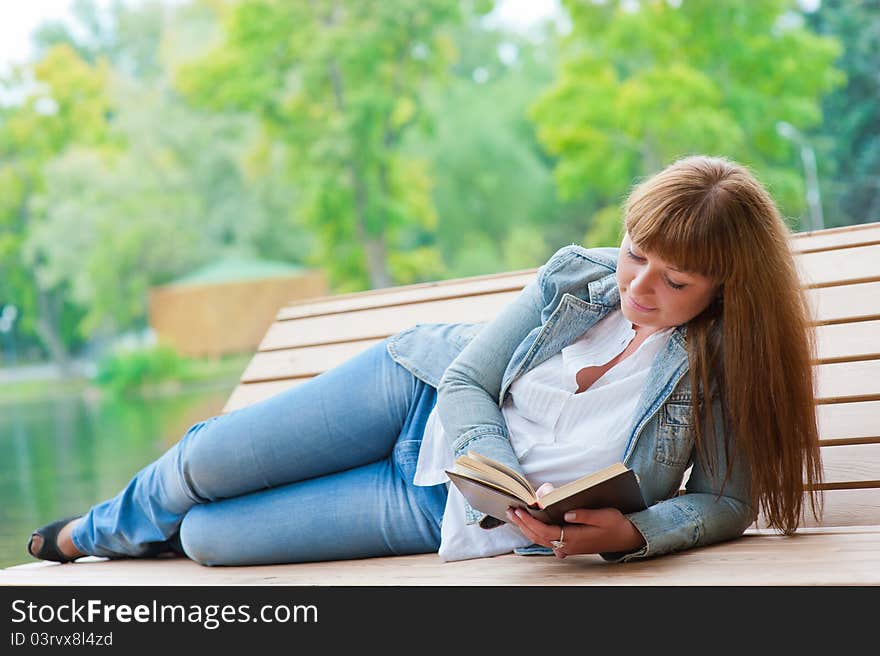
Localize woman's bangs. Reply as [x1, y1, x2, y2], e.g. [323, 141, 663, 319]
[625, 205, 728, 282]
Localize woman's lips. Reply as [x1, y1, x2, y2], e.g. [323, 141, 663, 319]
[627, 295, 656, 312]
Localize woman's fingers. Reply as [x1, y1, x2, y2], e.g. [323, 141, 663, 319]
[561, 508, 604, 525]
[535, 482, 555, 498]
[506, 507, 562, 548]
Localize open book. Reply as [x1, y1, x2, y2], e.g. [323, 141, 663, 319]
[445, 452, 647, 525]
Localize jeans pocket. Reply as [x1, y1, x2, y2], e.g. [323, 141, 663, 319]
[392, 439, 422, 483]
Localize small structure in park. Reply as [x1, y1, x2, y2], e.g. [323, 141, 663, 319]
[148, 257, 327, 358]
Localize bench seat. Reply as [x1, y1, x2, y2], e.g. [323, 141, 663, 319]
[4, 221, 879, 585]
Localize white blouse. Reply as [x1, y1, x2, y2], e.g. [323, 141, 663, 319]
[413, 308, 675, 561]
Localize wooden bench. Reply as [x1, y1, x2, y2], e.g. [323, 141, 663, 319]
[4, 221, 879, 585]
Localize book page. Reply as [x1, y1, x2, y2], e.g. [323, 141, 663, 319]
[454, 455, 536, 504]
[465, 452, 536, 497]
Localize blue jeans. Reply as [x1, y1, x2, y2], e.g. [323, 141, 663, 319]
[71, 340, 448, 566]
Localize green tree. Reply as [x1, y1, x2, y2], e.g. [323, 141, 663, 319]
[807, 0, 880, 225]
[17, 0, 314, 346]
[407, 16, 565, 277]
[0, 45, 114, 368]
[32, 0, 168, 80]
[529, 0, 844, 244]
[178, 0, 482, 291]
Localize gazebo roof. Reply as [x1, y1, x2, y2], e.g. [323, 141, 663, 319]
[168, 257, 307, 287]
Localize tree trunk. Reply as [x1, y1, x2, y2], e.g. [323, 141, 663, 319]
[327, 57, 394, 289]
[34, 288, 72, 377]
[361, 233, 392, 289]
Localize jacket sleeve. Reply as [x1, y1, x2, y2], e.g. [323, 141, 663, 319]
[600, 394, 757, 562]
[436, 281, 542, 529]
[436, 251, 567, 528]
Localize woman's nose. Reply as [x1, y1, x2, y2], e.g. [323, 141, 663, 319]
[629, 271, 655, 295]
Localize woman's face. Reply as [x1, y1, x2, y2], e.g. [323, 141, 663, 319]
[617, 232, 719, 330]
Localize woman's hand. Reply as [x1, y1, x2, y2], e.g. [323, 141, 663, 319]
[505, 483, 646, 559]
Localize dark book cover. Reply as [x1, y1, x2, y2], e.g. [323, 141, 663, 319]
[446, 468, 647, 525]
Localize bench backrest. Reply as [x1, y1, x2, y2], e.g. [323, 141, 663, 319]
[224, 222, 880, 529]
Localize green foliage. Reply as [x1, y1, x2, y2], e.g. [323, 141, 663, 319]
[177, 0, 469, 290]
[0, 0, 870, 373]
[807, 0, 880, 225]
[407, 18, 562, 277]
[4, 0, 313, 352]
[530, 0, 845, 227]
[94, 345, 191, 395]
[92, 344, 249, 396]
[0, 42, 115, 359]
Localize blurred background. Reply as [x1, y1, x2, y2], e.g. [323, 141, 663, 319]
[1, 0, 877, 567]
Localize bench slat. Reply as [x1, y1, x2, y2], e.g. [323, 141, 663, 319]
[242, 338, 880, 404]
[277, 272, 536, 320]
[790, 221, 880, 252]
[263, 259, 880, 355]
[756, 488, 880, 528]
[260, 291, 521, 350]
[243, 322, 879, 381]
[225, 379, 304, 412]
[814, 319, 880, 363]
[228, 361, 880, 418]
[259, 283, 880, 354]
[820, 443, 880, 485]
[241, 339, 386, 382]
[796, 244, 880, 287]
[816, 359, 880, 403]
[268, 231, 878, 322]
[806, 281, 880, 325]
[816, 400, 880, 442]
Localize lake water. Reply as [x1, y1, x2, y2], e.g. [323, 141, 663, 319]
[0, 383, 235, 568]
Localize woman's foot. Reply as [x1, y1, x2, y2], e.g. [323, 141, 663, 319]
[27, 516, 85, 563]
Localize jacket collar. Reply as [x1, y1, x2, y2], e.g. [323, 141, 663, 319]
[588, 270, 690, 351]
[586, 271, 694, 459]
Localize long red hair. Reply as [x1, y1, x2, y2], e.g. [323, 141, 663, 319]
[624, 155, 823, 533]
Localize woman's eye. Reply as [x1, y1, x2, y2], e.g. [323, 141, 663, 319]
[627, 249, 686, 290]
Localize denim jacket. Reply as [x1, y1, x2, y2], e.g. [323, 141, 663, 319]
[386, 244, 756, 562]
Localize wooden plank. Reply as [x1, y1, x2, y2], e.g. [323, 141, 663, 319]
[242, 322, 880, 382]
[241, 339, 384, 382]
[277, 272, 536, 320]
[790, 221, 880, 253]
[816, 400, 880, 442]
[816, 359, 880, 403]
[819, 443, 880, 486]
[268, 224, 880, 322]
[814, 319, 880, 363]
[682, 443, 880, 491]
[262, 235, 877, 327]
[806, 281, 880, 325]
[756, 488, 880, 529]
[795, 244, 880, 287]
[223, 379, 304, 413]
[238, 343, 880, 403]
[259, 291, 518, 351]
[261, 285, 880, 362]
[3, 527, 879, 586]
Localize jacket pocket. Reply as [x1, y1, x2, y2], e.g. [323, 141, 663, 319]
[655, 402, 695, 467]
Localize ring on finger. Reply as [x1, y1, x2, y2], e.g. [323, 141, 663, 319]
[549, 526, 565, 550]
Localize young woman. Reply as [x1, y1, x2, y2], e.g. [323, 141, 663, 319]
[27, 155, 823, 566]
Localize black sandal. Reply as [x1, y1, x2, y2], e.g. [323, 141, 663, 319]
[27, 515, 83, 563]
